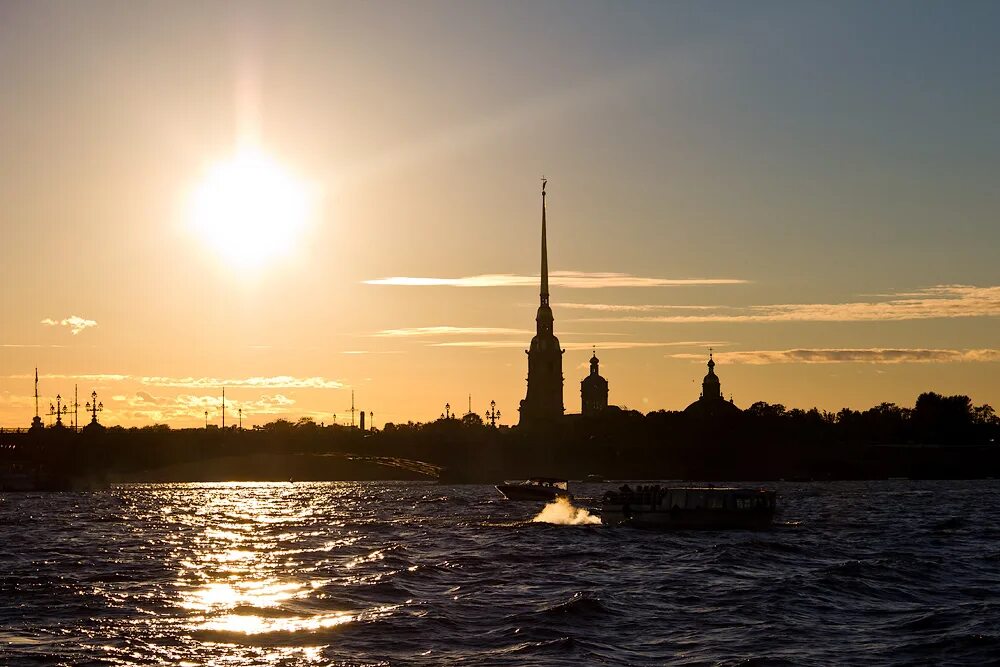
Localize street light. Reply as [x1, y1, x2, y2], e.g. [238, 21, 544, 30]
[486, 400, 501, 427]
[85, 390, 103, 425]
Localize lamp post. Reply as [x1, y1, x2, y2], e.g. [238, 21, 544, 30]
[445, 403, 451, 419]
[204, 410, 208, 429]
[369, 411, 373, 431]
[238, 408, 242, 430]
[486, 400, 501, 428]
[85, 390, 103, 425]
[48, 394, 69, 427]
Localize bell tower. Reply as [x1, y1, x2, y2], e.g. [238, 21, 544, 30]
[701, 350, 722, 400]
[581, 349, 609, 416]
[518, 179, 564, 426]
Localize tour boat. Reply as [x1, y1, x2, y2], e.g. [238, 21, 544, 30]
[495, 477, 571, 501]
[0, 463, 76, 492]
[601, 485, 776, 529]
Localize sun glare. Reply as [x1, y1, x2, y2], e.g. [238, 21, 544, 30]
[188, 149, 315, 268]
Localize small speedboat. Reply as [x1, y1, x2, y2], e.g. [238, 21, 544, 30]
[495, 477, 571, 501]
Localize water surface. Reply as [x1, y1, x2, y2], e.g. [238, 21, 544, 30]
[2, 481, 999, 665]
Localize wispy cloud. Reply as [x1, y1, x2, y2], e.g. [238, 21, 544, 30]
[364, 271, 747, 289]
[433, 340, 724, 350]
[7, 373, 129, 382]
[1, 344, 69, 348]
[374, 326, 530, 337]
[4, 374, 345, 390]
[561, 303, 723, 313]
[41, 315, 97, 335]
[0, 394, 36, 410]
[670, 348, 1000, 365]
[115, 392, 298, 424]
[580, 285, 1000, 323]
[139, 376, 344, 390]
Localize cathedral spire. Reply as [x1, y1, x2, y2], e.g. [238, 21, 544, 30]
[540, 177, 548, 307]
[520, 178, 563, 426]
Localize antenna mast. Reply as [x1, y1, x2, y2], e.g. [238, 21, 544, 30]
[351, 390, 356, 428]
[222, 387, 226, 429]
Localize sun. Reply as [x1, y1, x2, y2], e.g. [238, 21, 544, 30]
[188, 148, 315, 268]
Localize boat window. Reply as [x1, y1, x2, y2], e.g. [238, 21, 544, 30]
[707, 494, 724, 509]
[686, 492, 704, 509]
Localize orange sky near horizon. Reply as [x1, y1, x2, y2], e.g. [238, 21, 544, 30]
[1, 2, 997, 429]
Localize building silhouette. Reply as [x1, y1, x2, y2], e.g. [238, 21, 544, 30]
[518, 180, 564, 426]
[581, 349, 609, 416]
[685, 351, 741, 417]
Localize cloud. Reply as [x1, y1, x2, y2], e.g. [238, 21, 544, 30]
[374, 326, 530, 337]
[561, 303, 723, 312]
[4, 374, 344, 390]
[114, 392, 298, 424]
[433, 340, 725, 350]
[135, 391, 161, 405]
[139, 376, 344, 390]
[580, 285, 1000, 324]
[7, 373, 130, 382]
[40, 316, 97, 335]
[0, 344, 69, 348]
[670, 348, 1000, 365]
[0, 393, 36, 410]
[364, 271, 747, 289]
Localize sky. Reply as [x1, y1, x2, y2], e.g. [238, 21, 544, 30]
[1, 1, 998, 428]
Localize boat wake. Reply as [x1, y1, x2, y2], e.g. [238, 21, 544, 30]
[532, 497, 602, 525]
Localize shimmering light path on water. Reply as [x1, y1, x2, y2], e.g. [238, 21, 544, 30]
[2, 481, 999, 665]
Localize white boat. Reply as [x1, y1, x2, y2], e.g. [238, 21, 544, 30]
[602, 485, 776, 529]
[495, 477, 571, 501]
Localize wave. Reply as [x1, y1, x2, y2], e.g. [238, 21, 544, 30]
[6, 480, 1000, 666]
[531, 498, 601, 525]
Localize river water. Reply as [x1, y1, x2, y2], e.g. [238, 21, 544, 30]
[2, 481, 998, 665]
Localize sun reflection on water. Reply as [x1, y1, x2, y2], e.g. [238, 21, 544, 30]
[201, 612, 356, 635]
[171, 482, 379, 651]
[144, 480, 415, 666]
[183, 580, 303, 610]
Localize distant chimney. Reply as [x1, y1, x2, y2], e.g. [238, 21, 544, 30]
[359, 410, 366, 432]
